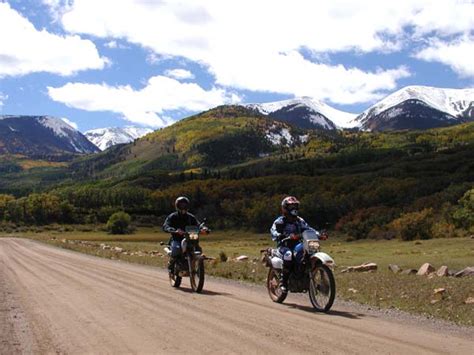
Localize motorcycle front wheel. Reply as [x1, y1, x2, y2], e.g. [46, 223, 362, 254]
[267, 268, 287, 303]
[169, 272, 182, 288]
[309, 264, 335, 312]
[189, 257, 205, 293]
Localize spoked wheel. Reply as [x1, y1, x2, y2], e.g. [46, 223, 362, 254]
[267, 268, 287, 303]
[189, 257, 205, 293]
[169, 271, 182, 288]
[309, 264, 335, 312]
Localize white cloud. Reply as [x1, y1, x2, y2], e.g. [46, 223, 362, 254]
[47, 76, 241, 127]
[44, 0, 474, 103]
[0, 2, 107, 78]
[164, 69, 195, 80]
[415, 36, 474, 77]
[105, 40, 118, 49]
[0, 92, 8, 110]
[61, 117, 78, 129]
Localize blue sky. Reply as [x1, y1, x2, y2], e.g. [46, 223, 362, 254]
[0, 0, 473, 132]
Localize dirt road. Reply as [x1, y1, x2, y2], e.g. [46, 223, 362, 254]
[1, 238, 472, 354]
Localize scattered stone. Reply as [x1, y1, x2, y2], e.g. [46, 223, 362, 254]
[113, 247, 124, 253]
[348, 288, 358, 294]
[341, 262, 377, 273]
[235, 255, 249, 262]
[464, 297, 474, 304]
[417, 263, 435, 276]
[388, 264, 401, 274]
[436, 266, 449, 277]
[61, 239, 67, 243]
[433, 288, 446, 295]
[454, 267, 474, 278]
[401, 269, 417, 275]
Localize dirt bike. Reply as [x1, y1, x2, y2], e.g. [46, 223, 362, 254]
[162, 221, 210, 293]
[261, 229, 336, 312]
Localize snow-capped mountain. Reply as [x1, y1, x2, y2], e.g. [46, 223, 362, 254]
[355, 86, 474, 131]
[85, 127, 153, 151]
[246, 97, 357, 130]
[0, 115, 99, 156]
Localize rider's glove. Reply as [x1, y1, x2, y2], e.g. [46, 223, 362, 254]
[175, 229, 185, 236]
[319, 231, 328, 240]
[290, 233, 300, 241]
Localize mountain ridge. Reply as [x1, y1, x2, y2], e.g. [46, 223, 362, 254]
[0, 115, 99, 157]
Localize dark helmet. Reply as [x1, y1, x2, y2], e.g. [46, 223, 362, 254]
[175, 196, 190, 214]
[281, 196, 300, 217]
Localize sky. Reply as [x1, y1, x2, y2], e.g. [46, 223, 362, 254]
[0, 0, 473, 132]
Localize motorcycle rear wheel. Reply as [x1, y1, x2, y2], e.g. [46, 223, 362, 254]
[190, 257, 205, 293]
[267, 268, 287, 303]
[309, 264, 335, 312]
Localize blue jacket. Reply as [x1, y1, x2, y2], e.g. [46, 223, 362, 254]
[270, 216, 312, 246]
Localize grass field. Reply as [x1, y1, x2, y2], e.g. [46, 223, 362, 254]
[2, 228, 473, 325]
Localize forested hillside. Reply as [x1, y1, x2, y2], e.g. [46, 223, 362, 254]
[0, 115, 472, 240]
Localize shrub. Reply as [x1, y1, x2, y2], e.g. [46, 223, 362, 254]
[389, 208, 433, 241]
[106, 212, 132, 235]
[452, 188, 474, 231]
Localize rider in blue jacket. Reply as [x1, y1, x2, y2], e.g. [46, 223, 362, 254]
[270, 196, 312, 293]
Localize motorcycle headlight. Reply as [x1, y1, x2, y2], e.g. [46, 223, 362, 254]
[189, 233, 199, 240]
[307, 240, 320, 252]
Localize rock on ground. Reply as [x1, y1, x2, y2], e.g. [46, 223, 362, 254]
[454, 267, 474, 278]
[417, 263, 435, 276]
[436, 266, 449, 277]
[341, 262, 378, 273]
[388, 264, 401, 274]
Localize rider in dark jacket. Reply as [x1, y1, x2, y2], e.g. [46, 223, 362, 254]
[270, 196, 313, 293]
[163, 196, 201, 272]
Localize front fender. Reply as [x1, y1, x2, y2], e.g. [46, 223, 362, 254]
[311, 252, 335, 267]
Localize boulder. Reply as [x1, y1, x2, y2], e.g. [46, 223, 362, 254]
[436, 266, 449, 277]
[401, 268, 417, 275]
[417, 263, 435, 276]
[454, 267, 474, 278]
[235, 255, 249, 262]
[388, 264, 401, 274]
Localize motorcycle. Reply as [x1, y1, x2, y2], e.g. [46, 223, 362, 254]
[162, 221, 210, 293]
[261, 229, 336, 312]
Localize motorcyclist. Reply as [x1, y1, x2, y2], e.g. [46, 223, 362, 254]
[162, 196, 203, 273]
[270, 196, 314, 293]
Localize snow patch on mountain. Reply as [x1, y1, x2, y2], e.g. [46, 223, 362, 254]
[247, 97, 357, 128]
[85, 127, 153, 151]
[265, 125, 294, 146]
[356, 86, 474, 126]
[38, 116, 76, 137]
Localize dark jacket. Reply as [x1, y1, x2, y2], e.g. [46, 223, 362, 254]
[162, 212, 200, 240]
